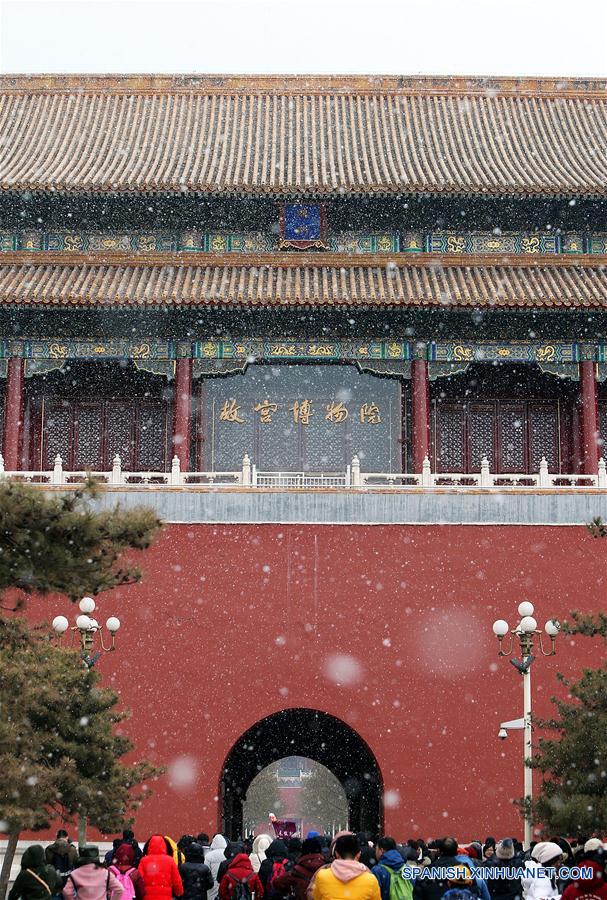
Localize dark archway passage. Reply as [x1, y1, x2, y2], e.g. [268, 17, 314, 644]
[219, 708, 383, 839]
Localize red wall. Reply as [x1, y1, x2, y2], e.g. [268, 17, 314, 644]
[28, 524, 607, 844]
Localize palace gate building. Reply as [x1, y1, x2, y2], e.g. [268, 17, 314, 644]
[2, 74, 607, 840]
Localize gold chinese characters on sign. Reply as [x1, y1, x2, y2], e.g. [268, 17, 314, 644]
[218, 399, 382, 425]
[254, 401, 278, 423]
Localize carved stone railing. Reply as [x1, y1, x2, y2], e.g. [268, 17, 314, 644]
[1, 452, 606, 490]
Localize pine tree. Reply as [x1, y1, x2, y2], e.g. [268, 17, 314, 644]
[0, 480, 162, 607]
[0, 481, 162, 898]
[529, 612, 607, 836]
[0, 617, 160, 900]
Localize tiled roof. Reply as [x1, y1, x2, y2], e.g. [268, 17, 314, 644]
[0, 253, 606, 307]
[0, 75, 607, 196]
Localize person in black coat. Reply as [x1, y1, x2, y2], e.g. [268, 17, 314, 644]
[258, 840, 289, 894]
[216, 843, 245, 886]
[179, 843, 214, 900]
[413, 838, 480, 900]
[483, 840, 522, 900]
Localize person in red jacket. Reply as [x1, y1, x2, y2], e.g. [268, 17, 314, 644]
[219, 854, 264, 900]
[562, 861, 607, 900]
[139, 835, 184, 900]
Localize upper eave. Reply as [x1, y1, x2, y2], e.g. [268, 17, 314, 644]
[1, 74, 607, 198]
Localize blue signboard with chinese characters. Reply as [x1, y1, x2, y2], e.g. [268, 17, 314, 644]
[280, 204, 326, 249]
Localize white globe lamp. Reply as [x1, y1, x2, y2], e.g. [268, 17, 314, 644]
[79, 597, 96, 614]
[544, 619, 560, 637]
[52, 615, 69, 634]
[518, 601, 535, 618]
[520, 616, 538, 634]
[106, 617, 121, 633]
[492, 620, 509, 637]
[75, 614, 91, 630]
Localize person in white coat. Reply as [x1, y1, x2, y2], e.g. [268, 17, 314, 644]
[521, 842, 564, 900]
[205, 835, 228, 900]
[250, 835, 272, 874]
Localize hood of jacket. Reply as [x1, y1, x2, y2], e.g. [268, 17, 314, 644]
[378, 850, 404, 872]
[575, 860, 605, 889]
[22, 846, 46, 869]
[252, 835, 272, 856]
[46, 840, 72, 856]
[331, 860, 369, 883]
[115, 845, 135, 867]
[266, 840, 288, 860]
[148, 835, 169, 856]
[184, 843, 206, 864]
[228, 854, 254, 873]
[296, 854, 326, 875]
[210, 835, 228, 852]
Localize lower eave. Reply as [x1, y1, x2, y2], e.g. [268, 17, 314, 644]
[0, 253, 606, 309]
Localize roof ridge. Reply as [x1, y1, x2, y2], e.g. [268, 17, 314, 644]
[1, 73, 607, 98]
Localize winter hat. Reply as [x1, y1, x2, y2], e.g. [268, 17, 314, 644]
[307, 831, 320, 839]
[584, 839, 604, 853]
[302, 838, 322, 855]
[496, 839, 515, 861]
[78, 846, 100, 865]
[533, 842, 564, 865]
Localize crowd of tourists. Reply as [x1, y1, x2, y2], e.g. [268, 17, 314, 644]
[8, 827, 607, 900]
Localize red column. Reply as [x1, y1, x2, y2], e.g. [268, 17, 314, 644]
[411, 359, 430, 472]
[172, 358, 193, 472]
[2, 357, 25, 470]
[580, 360, 599, 474]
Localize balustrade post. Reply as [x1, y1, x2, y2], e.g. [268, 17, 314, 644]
[598, 457, 607, 488]
[422, 455, 432, 486]
[480, 456, 491, 487]
[2, 357, 25, 471]
[170, 454, 183, 486]
[52, 455, 63, 485]
[111, 454, 123, 485]
[172, 358, 193, 473]
[242, 453, 251, 486]
[351, 455, 361, 487]
[539, 456, 549, 487]
[579, 360, 599, 475]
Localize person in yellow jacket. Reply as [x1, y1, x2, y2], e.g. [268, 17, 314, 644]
[165, 837, 185, 866]
[312, 834, 381, 900]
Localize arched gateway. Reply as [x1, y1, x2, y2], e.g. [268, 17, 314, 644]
[220, 709, 383, 839]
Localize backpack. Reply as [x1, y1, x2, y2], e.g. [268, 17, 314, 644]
[68, 871, 111, 899]
[228, 873, 254, 900]
[270, 860, 289, 887]
[380, 865, 414, 900]
[51, 851, 73, 889]
[109, 866, 136, 900]
[52, 851, 72, 875]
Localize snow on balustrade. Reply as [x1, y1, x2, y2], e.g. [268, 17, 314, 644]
[0, 453, 606, 490]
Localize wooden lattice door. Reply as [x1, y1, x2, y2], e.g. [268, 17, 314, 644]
[433, 399, 561, 474]
[35, 398, 169, 471]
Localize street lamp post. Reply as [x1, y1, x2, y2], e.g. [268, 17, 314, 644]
[52, 596, 121, 669]
[51, 597, 122, 846]
[492, 601, 560, 850]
